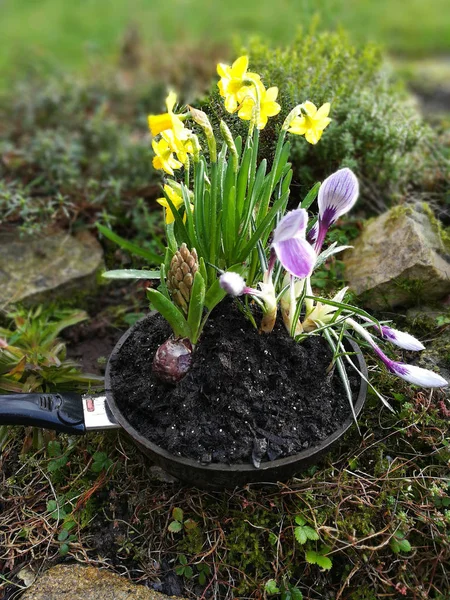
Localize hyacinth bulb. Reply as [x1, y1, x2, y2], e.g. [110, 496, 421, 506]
[152, 337, 193, 384]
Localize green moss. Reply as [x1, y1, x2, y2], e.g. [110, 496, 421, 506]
[421, 201, 450, 251]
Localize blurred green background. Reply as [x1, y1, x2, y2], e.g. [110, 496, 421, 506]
[1, 0, 450, 86]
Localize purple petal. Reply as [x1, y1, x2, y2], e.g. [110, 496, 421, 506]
[272, 209, 308, 244]
[273, 236, 316, 279]
[306, 222, 318, 244]
[318, 168, 359, 228]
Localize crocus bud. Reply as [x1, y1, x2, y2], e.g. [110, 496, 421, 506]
[346, 318, 448, 389]
[219, 272, 246, 296]
[315, 168, 359, 253]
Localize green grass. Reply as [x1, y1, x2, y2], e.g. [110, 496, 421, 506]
[1, 0, 450, 86]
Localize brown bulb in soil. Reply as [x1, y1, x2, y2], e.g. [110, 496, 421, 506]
[152, 337, 193, 384]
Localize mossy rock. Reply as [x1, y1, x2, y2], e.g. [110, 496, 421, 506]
[343, 203, 450, 309]
[0, 228, 104, 307]
[20, 564, 190, 600]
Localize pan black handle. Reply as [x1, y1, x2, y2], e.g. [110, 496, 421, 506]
[0, 393, 86, 434]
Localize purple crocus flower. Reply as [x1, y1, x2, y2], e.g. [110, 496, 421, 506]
[347, 318, 447, 388]
[315, 168, 359, 253]
[271, 209, 316, 279]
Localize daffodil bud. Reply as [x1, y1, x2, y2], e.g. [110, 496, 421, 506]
[282, 105, 302, 131]
[189, 106, 217, 162]
[220, 121, 239, 172]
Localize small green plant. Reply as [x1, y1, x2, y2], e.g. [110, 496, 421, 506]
[168, 507, 198, 534]
[90, 451, 113, 473]
[293, 516, 319, 545]
[0, 306, 103, 450]
[390, 531, 412, 554]
[265, 578, 303, 599]
[305, 547, 333, 571]
[175, 554, 193, 579]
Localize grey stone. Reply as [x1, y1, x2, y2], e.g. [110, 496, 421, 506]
[0, 229, 104, 307]
[343, 204, 450, 309]
[21, 564, 191, 600]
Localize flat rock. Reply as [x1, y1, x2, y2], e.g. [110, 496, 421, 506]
[343, 204, 450, 309]
[0, 229, 103, 307]
[21, 564, 191, 600]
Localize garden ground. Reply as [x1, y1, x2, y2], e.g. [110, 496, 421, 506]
[1, 4, 450, 599]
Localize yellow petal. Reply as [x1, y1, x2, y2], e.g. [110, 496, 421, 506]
[231, 55, 248, 78]
[218, 80, 226, 97]
[288, 116, 307, 135]
[305, 128, 321, 145]
[217, 62, 230, 78]
[265, 87, 279, 102]
[315, 102, 331, 119]
[303, 101, 317, 116]
[238, 98, 256, 121]
[165, 90, 177, 113]
[156, 197, 169, 209]
[224, 94, 238, 113]
[257, 113, 269, 130]
[148, 113, 172, 136]
[153, 156, 166, 172]
[264, 101, 281, 117]
[316, 116, 332, 131]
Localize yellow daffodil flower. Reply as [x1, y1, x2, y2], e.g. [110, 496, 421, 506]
[148, 91, 185, 138]
[157, 185, 193, 224]
[237, 82, 281, 130]
[288, 101, 331, 145]
[161, 130, 195, 166]
[152, 138, 182, 175]
[217, 56, 260, 113]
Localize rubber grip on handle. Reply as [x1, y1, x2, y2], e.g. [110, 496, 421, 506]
[0, 393, 86, 434]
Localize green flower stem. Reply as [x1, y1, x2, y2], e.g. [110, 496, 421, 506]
[208, 161, 219, 282]
[258, 129, 286, 225]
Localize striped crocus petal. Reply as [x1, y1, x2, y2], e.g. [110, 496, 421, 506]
[389, 362, 448, 388]
[272, 209, 316, 279]
[306, 222, 318, 244]
[379, 325, 425, 351]
[315, 168, 359, 252]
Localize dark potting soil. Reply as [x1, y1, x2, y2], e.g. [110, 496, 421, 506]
[110, 301, 360, 466]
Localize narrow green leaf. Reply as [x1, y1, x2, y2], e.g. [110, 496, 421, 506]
[236, 144, 252, 220]
[300, 182, 321, 210]
[146, 289, 190, 339]
[163, 188, 192, 249]
[102, 269, 160, 280]
[187, 272, 205, 344]
[236, 191, 289, 263]
[97, 224, 163, 264]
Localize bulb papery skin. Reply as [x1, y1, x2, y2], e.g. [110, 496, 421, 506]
[152, 337, 193, 384]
